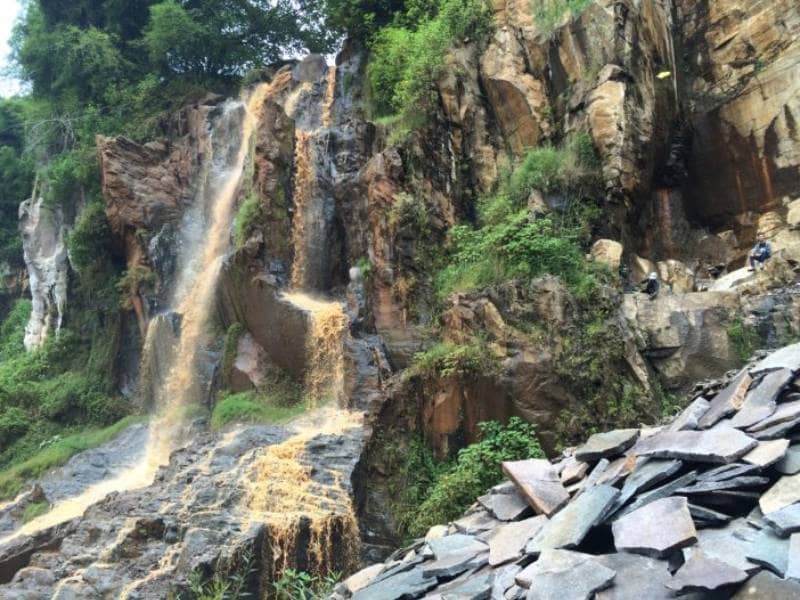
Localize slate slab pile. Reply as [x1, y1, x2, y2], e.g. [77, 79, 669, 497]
[336, 343, 800, 600]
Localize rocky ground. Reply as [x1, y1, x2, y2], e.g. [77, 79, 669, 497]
[336, 343, 800, 599]
[0, 408, 366, 599]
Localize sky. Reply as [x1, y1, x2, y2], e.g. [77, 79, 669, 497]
[0, 0, 23, 97]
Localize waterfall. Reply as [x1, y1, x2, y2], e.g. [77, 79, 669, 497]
[7, 79, 283, 540]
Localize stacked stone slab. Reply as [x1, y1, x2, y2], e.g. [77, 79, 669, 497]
[335, 343, 800, 599]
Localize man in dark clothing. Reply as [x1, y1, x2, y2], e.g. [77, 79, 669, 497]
[643, 272, 659, 300]
[749, 235, 772, 271]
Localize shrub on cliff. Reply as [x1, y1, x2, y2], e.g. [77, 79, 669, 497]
[367, 0, 492, 133]
[407, 417, 544, 536]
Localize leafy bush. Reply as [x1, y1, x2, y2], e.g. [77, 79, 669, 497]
[413, 341, 498, 378]
[408, 418, 544, 536]
[436, 137, 603, 298]
[533, 0, 595, 37]
[367, 0, 492, 132]
[233, 193, 262, 249]
[273, 568, 341, 600]
[67, 201, 113, 273]
[728, 318, 760, 364]
[0, 300, 31, 361]
[210, 391, 306, 430]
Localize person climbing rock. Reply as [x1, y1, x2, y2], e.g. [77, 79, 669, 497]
[643, 272, 659, 300]
[749, 235, 772, 271]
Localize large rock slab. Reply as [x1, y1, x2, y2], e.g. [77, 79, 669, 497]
[761, 474, 800, 514]
[730, 369, 792, 429]
[748, 400, 800, 433]
[427, 534, 487, 561]
[751, 343, 800, 374]
[631, 427, 757, 464]
[594, 553, 673, 600]
[574, 429, 639, 463]
[612, 497, 697, 558]
[746, 528, 791, 576]
[478, 489, 533, 522]
[743, 439, 790, 467]
[351, 567, 437, 600]
[526, 485, 619, 555]
[687, 519, 761, 574]
[666, 551, 748, 594]
[698, 371, 752, 428]
[788, 533, 800, 580]
[777, 445, 800, 475]
[516, 549, 615, 599]
[484, 516, 547, 566]
[731, 570, 800, 599]
[764, 503, 800, 536]
[502, 460, 569, 517]
[668, 398, 711, 432]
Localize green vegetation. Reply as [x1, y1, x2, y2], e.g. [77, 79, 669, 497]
[21, 500, 49, 523]
[532, 0, 594, 37]
[222, 323, 246, 384]
[210, 391, 306, 430]
[273, 568, 341, 599]
[367, 0, 492, 136]
[233, 193, 262, 249]
[728, 317, 760, 364]
[188, 548, 254, 600]
[412, 340, 499, 379]
[0, 416, 143, 500]
[395, 418, 544, 537]
[435, 134, 603, 299]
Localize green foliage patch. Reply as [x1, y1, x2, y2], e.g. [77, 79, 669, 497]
[233, 193, 262, 249]
[412, 340, 499, 379]
[22, 500, 49, 523]
[0, 416, 143, 500]
[436, 135, 604, 299]
[273, 568, 341, 599]
[727, 318, 760, 364]
[532, 0, 595, 37]
[405, 418, 544, 537]
[210, 391, 306, 431]
[367, 0, 492, 136]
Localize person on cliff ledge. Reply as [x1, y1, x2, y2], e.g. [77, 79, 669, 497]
[642, 272, 659, 300]
[749, 235, 772, 272]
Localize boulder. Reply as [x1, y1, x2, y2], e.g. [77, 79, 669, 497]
[611, 497, 698, 558]
[502, 459, 569, 517]
[590, 240, 623, 270]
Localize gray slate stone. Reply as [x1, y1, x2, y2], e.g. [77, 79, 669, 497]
[428, 534, 488, 561]
[698, 371, 752, 428]
[610, 459, 682, 514]
[612, 496, 697, 558]
[777, 445, 800, 475]
[731, 570, 800, 599]
[502, 460, 569, 517]
[686, 518, 760, 574]
[751, 415, 800, 440]
[676, 475, 770, 495]
[788, 533, 800, 580]
[751, 342, 800, 374]
[559, 457, 588, 485]
[422, 551, 487, 579]
[698, 462, 762, 482]
[484, 516, 547, 566]
[453, 509, 501, 535]
[594, 553, 673, 600]
[574, 429, 639, 462]
[351, 567, 437, 600]
[743, 439, 790, 467]
[746, 527, 791, 576]
[666, 551, 748, 594]
[631, 427, 757, 464]
[669, 397, 711, 432]
[439, 573, 493, 599]
[516, 549, 615, 599]
[688, 504, 732, 526]
[748, 400, 800, 432]
[764, 503, 800, 536]
[478, 490, 533, 522]
[613, 470, 698, 519]
[730, 369, 792, 429]
[526, 484, 619, 555]
[490, 564, 521, 600]
[596, 455, 636, 487]
[761, 473, 800, 514]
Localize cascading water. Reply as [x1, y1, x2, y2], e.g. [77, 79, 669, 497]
[3, 79, 283, 543]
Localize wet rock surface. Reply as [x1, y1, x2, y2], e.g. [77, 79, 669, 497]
[0, 412, 367, 599]
[341, 345, 800, 599]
